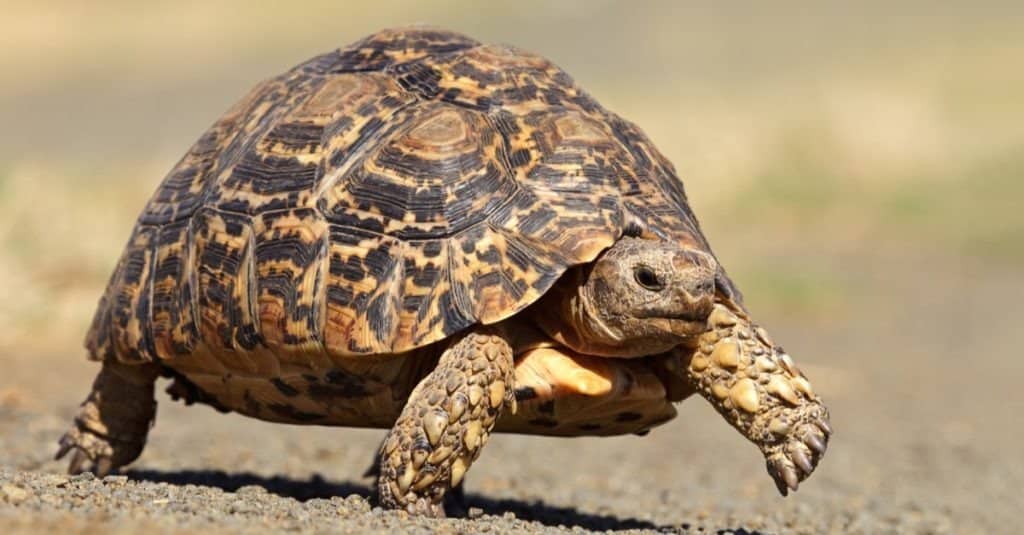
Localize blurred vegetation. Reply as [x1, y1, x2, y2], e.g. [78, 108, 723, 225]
[1, 0, 1021, 357]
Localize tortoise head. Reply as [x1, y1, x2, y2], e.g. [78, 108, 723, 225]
[538, 236, 719, 357]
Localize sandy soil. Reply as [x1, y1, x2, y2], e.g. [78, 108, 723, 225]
[0, 254, 1018, 534]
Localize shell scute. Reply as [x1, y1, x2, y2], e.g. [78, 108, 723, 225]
[320, 103, 517, 241]
[100, 225, 158, 364]
[323, 225, 404, 355]
[191, 209, 261, 361]
[251, 208, 329, 364]
[150, 219, 197, 360]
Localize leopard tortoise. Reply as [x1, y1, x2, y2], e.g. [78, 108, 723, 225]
[57, 27, 832, 516]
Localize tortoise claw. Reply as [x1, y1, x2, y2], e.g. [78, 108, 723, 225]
[54, 438, 74, 461]
[94, 457, 114, 478]
[791, 446, 814, 474]
[55, 421, 141, 477]
[772, 470, 789, 497]
[67, 449, 88, 475]
[768, 457, 801, 496]
[782, 465, 800, 492]
[804, 432, 827, 456]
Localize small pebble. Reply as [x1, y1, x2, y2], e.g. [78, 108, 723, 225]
[103, 475, 128, 487]
[0, 484, 30, 504]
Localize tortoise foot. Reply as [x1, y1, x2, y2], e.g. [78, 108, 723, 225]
[764, 403, 831, 496]
[55, 362, 158, 476]
[55, 424, 122, 477]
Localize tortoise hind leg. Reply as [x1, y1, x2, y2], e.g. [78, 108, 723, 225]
[377, 329, 515, 517]
[56, 360, 160, 476]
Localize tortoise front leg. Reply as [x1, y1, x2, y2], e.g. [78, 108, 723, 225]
[377, 329, 516, 517]
[364, 442, 470, 516]
[681, 304, 832, 495]
[55, 360, 160, 476]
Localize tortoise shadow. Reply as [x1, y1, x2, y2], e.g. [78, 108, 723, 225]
[124, 468, 734, 532]
[125, 468, 369, 502]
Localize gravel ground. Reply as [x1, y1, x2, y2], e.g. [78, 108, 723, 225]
[1, 258, 1020, 534]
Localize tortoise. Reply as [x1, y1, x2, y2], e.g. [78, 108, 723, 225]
[56, 27, 831, 516]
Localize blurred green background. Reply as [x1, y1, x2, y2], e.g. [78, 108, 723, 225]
[2, 1, 1020, 362]
[1, 1, 1022, 530]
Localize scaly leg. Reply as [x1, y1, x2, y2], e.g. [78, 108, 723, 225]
[683, 304, 832, 495]
[377, 329, 515, 517]
[55, 361, 160, 476]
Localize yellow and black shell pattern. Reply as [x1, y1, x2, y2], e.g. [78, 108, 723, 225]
[85, 27, 726, 370]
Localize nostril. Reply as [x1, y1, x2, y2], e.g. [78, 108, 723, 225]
[683, 274, 715, 299]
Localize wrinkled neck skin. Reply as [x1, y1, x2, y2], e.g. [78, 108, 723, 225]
[535, 267, 689, 358]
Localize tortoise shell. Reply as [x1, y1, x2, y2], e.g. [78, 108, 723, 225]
[84, 27, 737, 434]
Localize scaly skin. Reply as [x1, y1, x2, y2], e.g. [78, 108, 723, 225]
[377, 329, 516, 517]
[56, 361, 160, 476]
[681, 303, 832, 495]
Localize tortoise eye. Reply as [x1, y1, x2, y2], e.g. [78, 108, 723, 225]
[634, 265, 664, 291]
